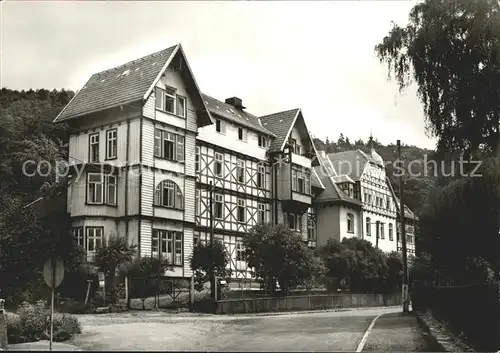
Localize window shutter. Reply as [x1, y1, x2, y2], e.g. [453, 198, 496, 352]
[176, 185, 183, 208]
[154, 184, 161, 205]
[155, 88, 164, 110]
[176, 135, 185, 161]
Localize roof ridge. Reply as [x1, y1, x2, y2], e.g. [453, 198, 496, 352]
[259, 108, 299, 119]
[93, 45, 178, 77]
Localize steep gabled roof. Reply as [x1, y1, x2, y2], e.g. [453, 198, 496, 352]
[260, 109, 320, 166]
[54, 45, 177, 122]
[311, 168, 325, 189]
[259, 108, 299, 152]
[327, 149, 370, 181]
[54, 44, 212, 127]
[201, 94, 274, 136]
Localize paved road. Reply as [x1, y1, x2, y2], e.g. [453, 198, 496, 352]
[68, 307, 431, 351]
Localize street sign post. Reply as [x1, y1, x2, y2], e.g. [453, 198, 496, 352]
[43, 258, 65, 351]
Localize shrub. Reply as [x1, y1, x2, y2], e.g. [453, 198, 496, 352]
[6, 301, 81, 343]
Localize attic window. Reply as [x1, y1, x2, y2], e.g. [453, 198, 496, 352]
[152, 62, 157, 66]
[135, 67, 140, 71]
[101, 79, 106, 83]
[121, 69, 130, 76]
[279, 119, 283, 123]
[216, 105, 220, 109]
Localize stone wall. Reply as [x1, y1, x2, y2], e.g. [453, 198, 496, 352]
[216, 293, 402, 314]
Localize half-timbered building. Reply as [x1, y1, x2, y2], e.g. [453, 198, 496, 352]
[56, 43, 416, 287]
[312, 136, 418, 259]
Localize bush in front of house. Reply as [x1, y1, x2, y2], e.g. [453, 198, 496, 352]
[6, 301, 81, 343]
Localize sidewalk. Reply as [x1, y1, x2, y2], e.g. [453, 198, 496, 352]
[361, 312, 435, 352]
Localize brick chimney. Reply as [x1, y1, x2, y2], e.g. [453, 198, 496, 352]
[225, 97, 246, 110]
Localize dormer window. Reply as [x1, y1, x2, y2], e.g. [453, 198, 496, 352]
[238, 127, 247, 141]
[258, 135, 267, 148]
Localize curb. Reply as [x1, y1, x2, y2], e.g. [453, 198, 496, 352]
[415, 311, 475, 352]
[225, 305, 400, 317]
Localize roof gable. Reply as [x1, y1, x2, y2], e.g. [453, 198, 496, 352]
[148, 44, 212, 128]
[54, 43, 212, 127]
[260, 108, 299, 152]
[54, 45, 178, 123]
[260, 109, 320, 166]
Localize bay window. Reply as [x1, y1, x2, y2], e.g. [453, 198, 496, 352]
[87, 173, 117, 205]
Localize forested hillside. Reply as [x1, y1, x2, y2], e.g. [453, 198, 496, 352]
[0, 88, 80, 303]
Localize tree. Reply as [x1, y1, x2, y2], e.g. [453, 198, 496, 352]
[190, 240, 232, 292]
[318, 238, 389, 293]
[242, 223, 318, 294]
[94, 234, 137, 303]
[375, 0, 500, 159]
[385, 251, 403, 292]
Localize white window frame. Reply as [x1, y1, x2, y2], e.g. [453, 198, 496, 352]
[389, 223, 394, 241]
[258, 203, 266, 224]
[195, 189, 201, 216]
[237, 127, 247, 142]
[87, 173, 104, 204]
[297, 173, 305, 193]
[106, 128, 117, 160]
[215, 119, 226, 134]
[236, 241, 244, 261]
[237, 198, 246, 223]
[155, 180, 183, 209]
[89, 133, 99, 162]
[237, 159, 245, 183]
[176, 95, 186, 118]
[214, 152, 224, 178]
[154, 129, 185, 162]
[152, 229, 183, 266]
[72, 227, 84, 248]
[214, 193, 224, 219]
[164, 86, 176, 114]
[86, 227, 103, 259]
[257, 165, 265, 188]
[195, 146, 200, 172]
[258, 135, 267, 148]
[292, 170, 297, 191]
[106, 175, 117, 206]
[347, 213, 354, 233]
[307, 217, 316, 241]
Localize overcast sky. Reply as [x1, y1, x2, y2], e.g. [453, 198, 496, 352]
[1, 0, 436, 150]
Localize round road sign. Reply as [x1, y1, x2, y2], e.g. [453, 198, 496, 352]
[43, 258, 65, 289]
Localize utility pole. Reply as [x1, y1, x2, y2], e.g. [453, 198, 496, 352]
[209, 182, 216, 303]
[397, 140, 410, 313]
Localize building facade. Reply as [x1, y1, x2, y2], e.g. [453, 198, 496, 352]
[312, 138, 417, 256]
[55, 43, 416, 286]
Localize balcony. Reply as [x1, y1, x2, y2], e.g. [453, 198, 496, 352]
[291, 153, 311, 169]
[282, 192, 312, 214]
